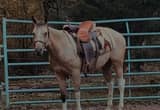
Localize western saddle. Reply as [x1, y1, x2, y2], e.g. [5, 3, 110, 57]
[63, 21, 110, 74]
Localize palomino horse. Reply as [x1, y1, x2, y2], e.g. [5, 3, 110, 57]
[32, 17, 126, 110]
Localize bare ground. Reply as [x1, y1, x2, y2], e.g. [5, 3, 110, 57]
[8, 101, 160, 110]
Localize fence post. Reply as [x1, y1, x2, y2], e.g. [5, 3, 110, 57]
[125, 21, 132, 97]
[2, 17, 10, 109]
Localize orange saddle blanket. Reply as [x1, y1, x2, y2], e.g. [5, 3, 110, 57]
[77, 21, 95, 42]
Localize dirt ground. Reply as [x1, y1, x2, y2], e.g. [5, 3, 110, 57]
[8, 101, 160, 110]
[84, 104, 160, 110]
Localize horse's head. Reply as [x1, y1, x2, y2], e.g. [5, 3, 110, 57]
[32, 16, 49, 56]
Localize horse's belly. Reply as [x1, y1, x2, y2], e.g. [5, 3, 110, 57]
[96, 52, 110, 69]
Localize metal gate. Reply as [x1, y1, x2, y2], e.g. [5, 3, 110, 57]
[1, 17, 160, 109]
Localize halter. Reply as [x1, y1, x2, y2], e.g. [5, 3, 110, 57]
[33, 27, 50, 47]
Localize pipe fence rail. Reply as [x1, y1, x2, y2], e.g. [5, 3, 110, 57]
[0, 17, 160, 109]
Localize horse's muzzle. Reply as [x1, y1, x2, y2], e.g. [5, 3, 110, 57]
[35, 48, 44, 56]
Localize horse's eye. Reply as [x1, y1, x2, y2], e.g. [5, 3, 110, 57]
[32, 33, 35, 36]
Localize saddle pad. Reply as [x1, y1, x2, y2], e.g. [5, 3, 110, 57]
[77, 21, 94, 42]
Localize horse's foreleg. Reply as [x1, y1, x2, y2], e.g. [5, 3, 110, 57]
[55, 73, 68, 110]
[72, 70, 82, 110]
[61, 93, 67, 110]
[60, 83, 67, 110]
[75, 91, 81, 110]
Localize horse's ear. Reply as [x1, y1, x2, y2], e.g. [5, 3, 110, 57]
[44, 16, 48, 24]
[32, 16, 37, 24]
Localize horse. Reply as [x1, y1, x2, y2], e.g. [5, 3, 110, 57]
[32, 17, 126, 110]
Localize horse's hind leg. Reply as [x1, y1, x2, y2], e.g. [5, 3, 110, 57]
[103, 59, 114, 110]
[113, 60, 125, 110]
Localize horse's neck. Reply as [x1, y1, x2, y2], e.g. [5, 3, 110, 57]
[48, 27, 71, 58]
[48, 27, 63, 52]
[49, 27, 63, 40]
[47, 27, 80, 69]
